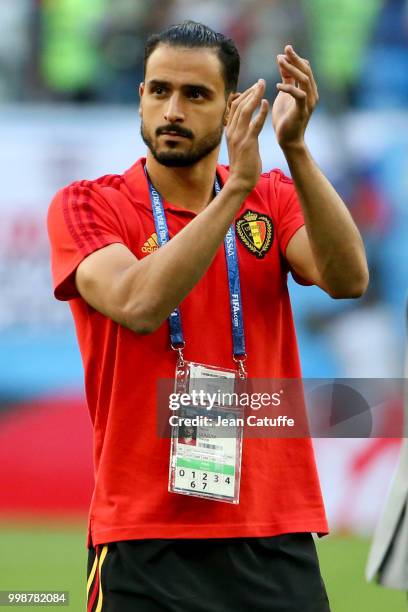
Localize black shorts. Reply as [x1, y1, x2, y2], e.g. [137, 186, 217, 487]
[87, 533, 331, 612]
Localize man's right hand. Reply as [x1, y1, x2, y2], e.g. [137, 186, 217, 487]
[226, 80, 269, 195]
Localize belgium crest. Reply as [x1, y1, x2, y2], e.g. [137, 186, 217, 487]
[236, 210, 273, 259]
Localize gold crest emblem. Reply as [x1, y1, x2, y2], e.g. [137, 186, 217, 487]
[236, 210, 273, 258]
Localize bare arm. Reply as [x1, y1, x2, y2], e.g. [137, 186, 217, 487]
[273, 46, 369, 298]
[75, 81, 270, 333]
[75, 180, 254, 333]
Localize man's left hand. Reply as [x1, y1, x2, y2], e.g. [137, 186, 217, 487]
[272, 45, 319, 150]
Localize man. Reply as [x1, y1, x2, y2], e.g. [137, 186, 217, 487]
[47, 21, 368, 612]
[178, 424, 197, 446]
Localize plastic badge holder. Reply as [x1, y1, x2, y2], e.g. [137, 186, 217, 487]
[169, 361, 244, 504]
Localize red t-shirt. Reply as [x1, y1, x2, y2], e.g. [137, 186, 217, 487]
[47, 158, 328, 547]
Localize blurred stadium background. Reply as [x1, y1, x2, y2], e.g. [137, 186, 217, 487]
[0, 0, 407, 610]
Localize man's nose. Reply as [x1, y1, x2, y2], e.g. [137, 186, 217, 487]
[164, 93, 185, 123]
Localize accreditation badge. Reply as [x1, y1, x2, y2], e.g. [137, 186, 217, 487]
[168, 361, 244, 504]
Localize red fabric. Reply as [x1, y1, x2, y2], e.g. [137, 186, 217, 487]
[0, 396, 93, 514]
[47, 158, 328, 547]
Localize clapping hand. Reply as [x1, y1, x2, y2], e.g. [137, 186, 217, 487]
[226, 80, 269, 194]
[272, 45, 319, 150]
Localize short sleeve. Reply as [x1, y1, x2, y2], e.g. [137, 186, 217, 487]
[271, 169, 313, 286]
[272, 169, 305, 256]
[47, 181, 125, 301]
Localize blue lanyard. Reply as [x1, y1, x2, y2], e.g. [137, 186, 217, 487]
[146, 171, 246, 360]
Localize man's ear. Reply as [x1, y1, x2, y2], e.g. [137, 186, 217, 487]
[139, 83, 145, 117]
[224, 92, 240, 125]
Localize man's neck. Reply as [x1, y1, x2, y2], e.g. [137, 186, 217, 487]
[145, 151, 219, 213]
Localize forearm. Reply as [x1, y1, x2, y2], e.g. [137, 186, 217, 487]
[283, 143, 369, 296]
[122, 179, 249, 332]
[76, 81, 268, 334]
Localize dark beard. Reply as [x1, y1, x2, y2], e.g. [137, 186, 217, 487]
[141, 121, 223, 168]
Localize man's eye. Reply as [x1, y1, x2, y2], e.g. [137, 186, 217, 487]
[153, 87, 166, 95]
[189, 89, 203, 100]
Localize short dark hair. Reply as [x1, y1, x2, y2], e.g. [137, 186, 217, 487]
[144, 21, 240, 95]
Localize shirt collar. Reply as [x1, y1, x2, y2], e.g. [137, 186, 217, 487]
[123, 157, 231, 213]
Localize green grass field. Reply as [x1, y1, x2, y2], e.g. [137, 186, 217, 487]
[0, 521, 406, 611]
[316, 535, 406, 612]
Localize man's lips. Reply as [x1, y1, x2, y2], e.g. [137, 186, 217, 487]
[157, 127, 193, 139]
[159, 131, 190, 139]
[161, 132, 187, 138]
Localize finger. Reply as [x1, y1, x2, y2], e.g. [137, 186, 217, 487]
[284, 45, 312, 74]
[276, 83, 307, 104]
[228, 81, 263, 130]
[229, 80, 265, 134]
[276, 56, 295, 85]
[249, 99, 269, 137]
[227, 83, 261, 131]
[235, 80, 266, 132]
[285, 45, 319, 99]
[227, 88, 254, 123]
[277, 56, 313, 96]
[228, 90, 257, 135]
[285, 46, 318, 99]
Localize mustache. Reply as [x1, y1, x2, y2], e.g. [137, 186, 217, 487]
[156, 125, 194, 139]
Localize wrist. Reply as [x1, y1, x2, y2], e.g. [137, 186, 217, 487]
[224, 174, 254, 200]
[280, 140, 309, 159]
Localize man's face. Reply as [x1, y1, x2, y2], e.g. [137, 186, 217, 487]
[184, 426, 195, 437]
[140, 44, 229, 167]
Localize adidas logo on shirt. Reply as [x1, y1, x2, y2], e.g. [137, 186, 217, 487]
[141, 233, 159, 253]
